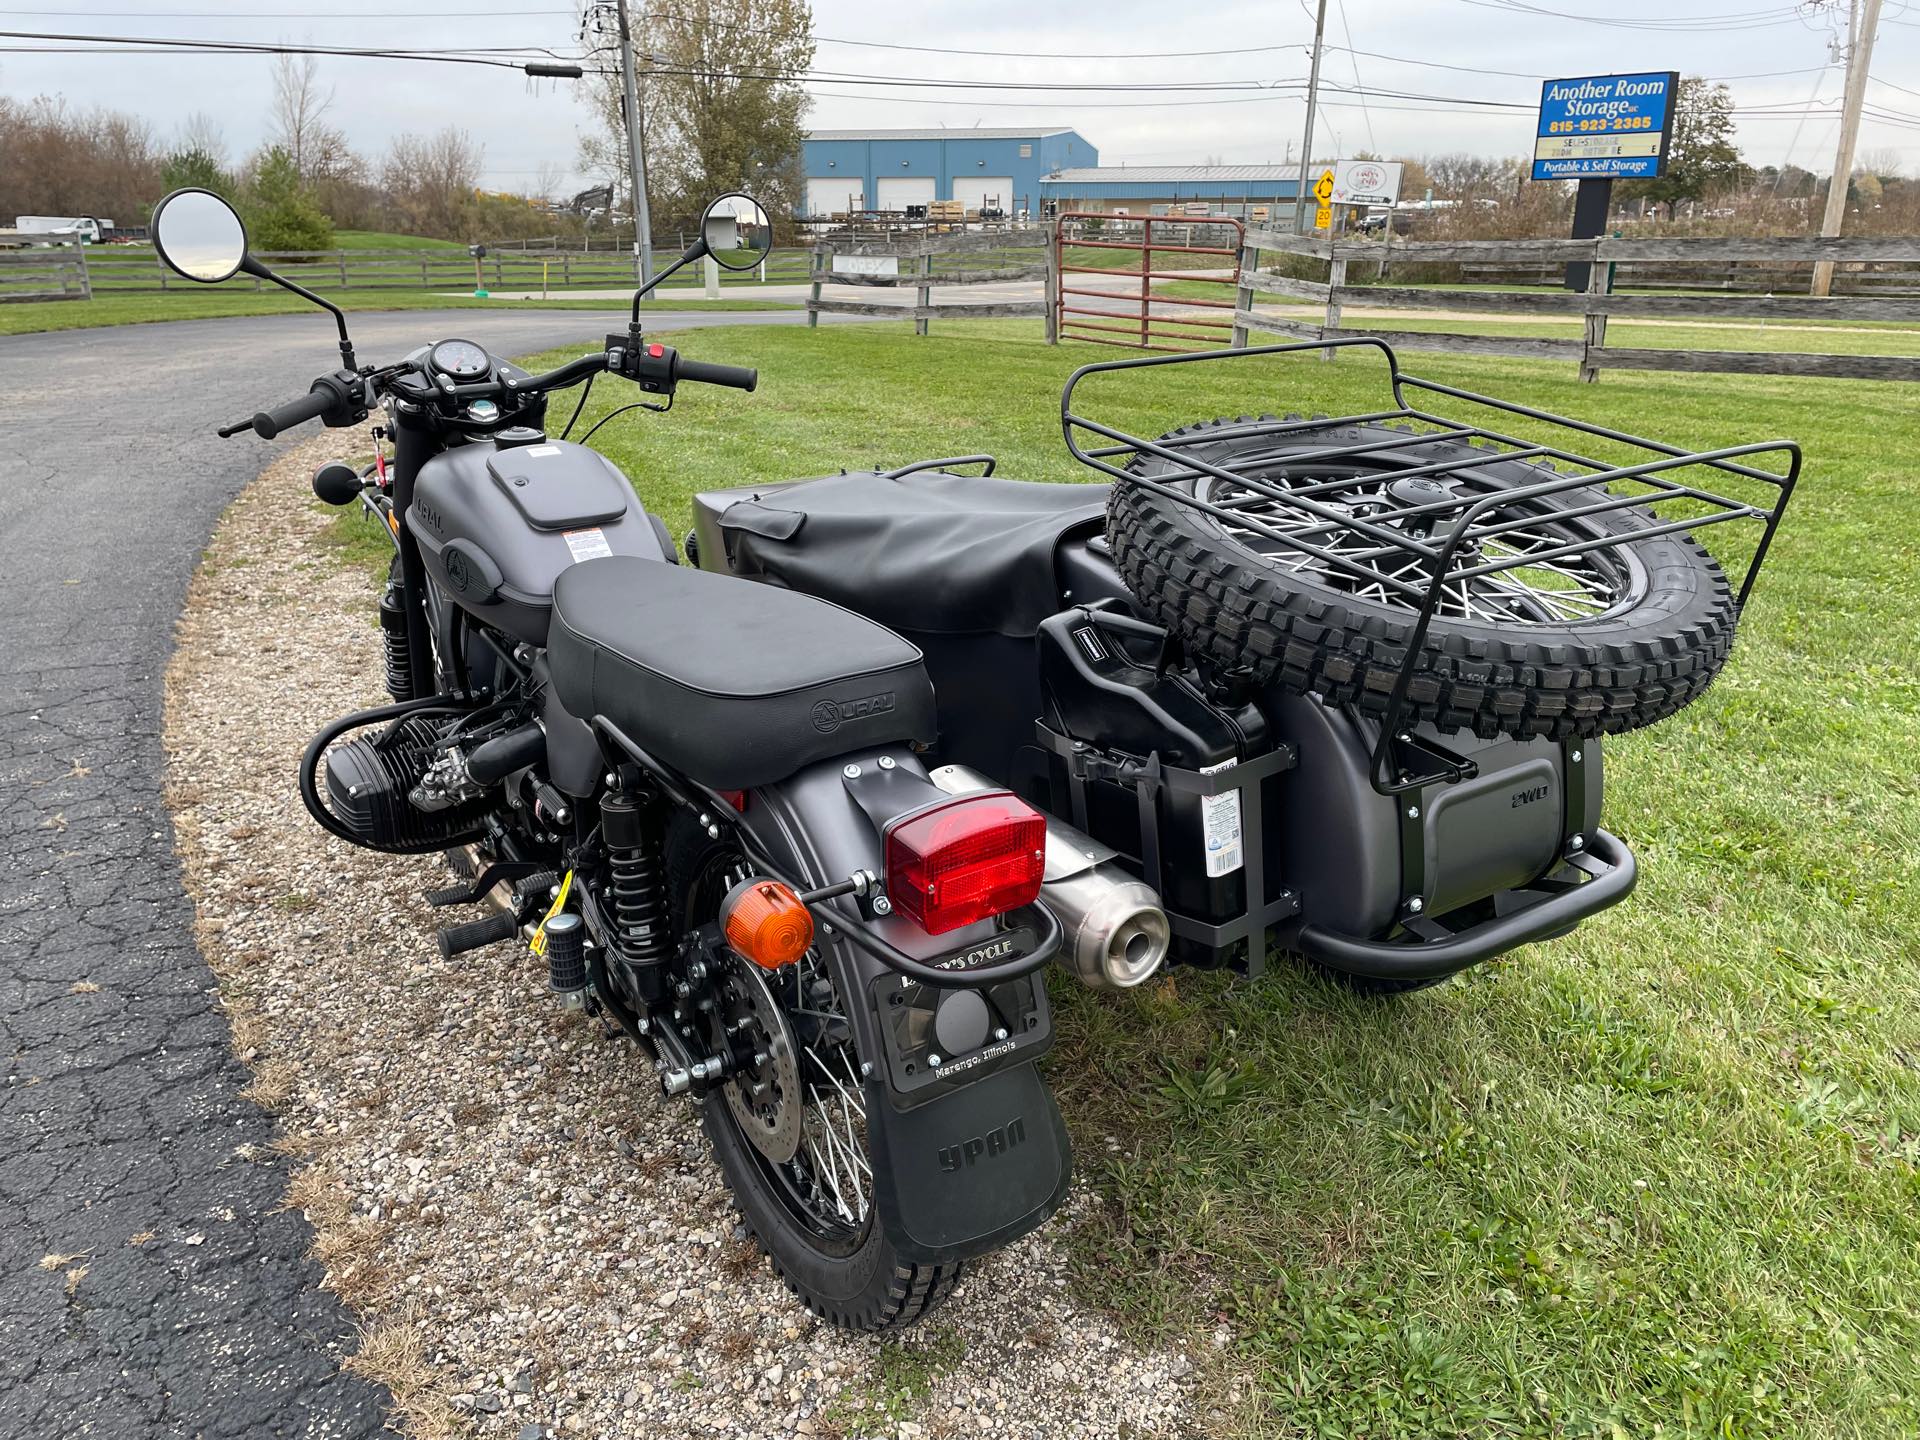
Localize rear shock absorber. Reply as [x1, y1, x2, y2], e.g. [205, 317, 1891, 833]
[379, 580, 414, 702]
[601, 790, 671, 1003]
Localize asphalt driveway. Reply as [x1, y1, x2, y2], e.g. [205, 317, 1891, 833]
[0, 307, 823, 1438]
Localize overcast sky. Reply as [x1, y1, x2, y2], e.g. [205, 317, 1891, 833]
[4, 0, 1918, 191]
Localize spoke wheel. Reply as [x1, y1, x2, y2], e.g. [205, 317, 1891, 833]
[1196, 463, 1646, 627]
[663, 815, 960, 1329]
[690, 856, 873, 1252]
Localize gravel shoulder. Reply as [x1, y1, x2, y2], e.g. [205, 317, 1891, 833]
[163, 436, 1211, 1440]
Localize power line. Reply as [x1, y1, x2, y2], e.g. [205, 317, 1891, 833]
[0, 5, 575, 14]
[1451, 0, 1815, 29]
[640, 12, 1311, 60]
[17, 22, 1917, 132]
[0, 28, 585, 60]
[1330, 0, 1375, 150]
[800, 89, 1310, 111]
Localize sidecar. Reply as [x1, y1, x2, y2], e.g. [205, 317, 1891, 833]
[687, 342, 1795, 989]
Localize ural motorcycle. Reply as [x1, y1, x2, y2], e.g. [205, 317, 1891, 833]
[151, 186, 1796, 1331]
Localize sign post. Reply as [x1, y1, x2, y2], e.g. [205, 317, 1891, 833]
[1312, 168, 1335, 231]
[1532, 71, 1677, 290]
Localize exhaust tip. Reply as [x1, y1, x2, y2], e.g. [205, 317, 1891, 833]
[1101, 905, 1170, 988]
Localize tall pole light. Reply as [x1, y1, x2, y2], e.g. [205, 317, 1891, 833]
[614, 0, 654, 286]
[1812, 0, 1882, 297]
[1294, 0, 1329, 232]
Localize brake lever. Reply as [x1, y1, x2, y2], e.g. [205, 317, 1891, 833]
[216, 418, 251, 438]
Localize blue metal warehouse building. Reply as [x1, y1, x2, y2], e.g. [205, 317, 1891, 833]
[800, 128, 1098, 217]
[799, 132, 1306, 219]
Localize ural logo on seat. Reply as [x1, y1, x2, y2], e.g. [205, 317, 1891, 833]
[937, 1116, 1027, 1172]
[809, 692, 895, 734]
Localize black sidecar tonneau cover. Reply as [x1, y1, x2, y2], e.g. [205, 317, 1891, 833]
[715, 470, 1107, 638]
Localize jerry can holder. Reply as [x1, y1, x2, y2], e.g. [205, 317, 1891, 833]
[1036, 718, 1300, 972]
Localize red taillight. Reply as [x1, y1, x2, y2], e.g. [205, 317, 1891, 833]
[883, 793, 1046, 935]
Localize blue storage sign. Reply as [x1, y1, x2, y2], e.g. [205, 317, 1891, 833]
[1533, 71, 1678, 181]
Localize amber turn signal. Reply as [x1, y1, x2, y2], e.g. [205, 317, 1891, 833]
[721, 877, 814, 969]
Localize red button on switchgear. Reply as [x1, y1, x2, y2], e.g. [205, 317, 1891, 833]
[647, 343, 665, 358]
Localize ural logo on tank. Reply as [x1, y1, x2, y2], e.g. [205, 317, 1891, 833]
[809, 691, 896, 734]
[937, 1116, 1027, 1172]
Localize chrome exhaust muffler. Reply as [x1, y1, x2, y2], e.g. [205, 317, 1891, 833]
[928, 764, 1169, 990]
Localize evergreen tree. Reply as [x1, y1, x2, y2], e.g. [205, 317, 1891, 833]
[1619, 77, 1746, 218]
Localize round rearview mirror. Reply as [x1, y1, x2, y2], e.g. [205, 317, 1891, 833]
[701, 192, 773, 272]
[152, 187, 249, 284]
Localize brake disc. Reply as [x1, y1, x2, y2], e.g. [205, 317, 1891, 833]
[715, 957, 803, 1165]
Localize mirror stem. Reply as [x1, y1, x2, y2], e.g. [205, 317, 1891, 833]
[241, 256, 358, 370]
[629, 240, 709, 324]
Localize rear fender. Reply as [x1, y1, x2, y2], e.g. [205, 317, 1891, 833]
[736, 747, 1073, 1264]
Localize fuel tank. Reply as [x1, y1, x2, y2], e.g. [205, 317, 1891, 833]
[408, 434, 672, 644]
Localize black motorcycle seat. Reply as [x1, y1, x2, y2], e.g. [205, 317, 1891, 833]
[548, 556, 936, 789]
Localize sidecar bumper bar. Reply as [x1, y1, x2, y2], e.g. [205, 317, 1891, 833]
[1297, 828, 1636, 982]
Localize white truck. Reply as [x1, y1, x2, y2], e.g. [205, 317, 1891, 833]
[15, 216, 113, 243]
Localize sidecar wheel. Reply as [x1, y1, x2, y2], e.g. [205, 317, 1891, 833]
[665, 816, 961, 1331]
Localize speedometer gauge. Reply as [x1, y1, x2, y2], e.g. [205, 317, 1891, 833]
[429, 339, 490, 379]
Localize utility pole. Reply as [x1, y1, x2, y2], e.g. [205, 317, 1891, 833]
[1293, 0, 1329, 232]
[613, 0, 654, 286]
[1812, 0, 1882, 297]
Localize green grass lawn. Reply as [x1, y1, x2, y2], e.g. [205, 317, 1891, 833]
[0, 288, 798, 336]
[325, 320, 1920, 1437]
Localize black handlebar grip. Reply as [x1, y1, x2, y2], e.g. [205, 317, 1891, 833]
[252, 384, 338, 440]
[675, 357, 759, 393]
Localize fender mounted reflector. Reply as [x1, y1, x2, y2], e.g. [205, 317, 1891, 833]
[883, 792, 1046, 935]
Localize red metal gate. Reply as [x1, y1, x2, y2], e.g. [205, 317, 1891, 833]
[1052, 213, 1243, 352]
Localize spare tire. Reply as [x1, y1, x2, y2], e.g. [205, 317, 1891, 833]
[1107, 415, 1736, 740]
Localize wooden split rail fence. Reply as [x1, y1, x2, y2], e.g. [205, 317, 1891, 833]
[48, 246, 812, 295]
[806, 231, 1050, 333]
[0, 245, 92, 303]
[1230, 230, 1920, 383]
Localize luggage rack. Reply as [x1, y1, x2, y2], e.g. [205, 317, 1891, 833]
[1060, 337, 1800, 794]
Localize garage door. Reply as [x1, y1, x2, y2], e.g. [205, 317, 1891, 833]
[805, 178, 861, 217]
[876, 176, 936, 213]
[951, 177, 1012, 215]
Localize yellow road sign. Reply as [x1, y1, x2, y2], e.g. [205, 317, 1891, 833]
[1313, 169, 1335, 203]
[1314, 205, 1332, 230]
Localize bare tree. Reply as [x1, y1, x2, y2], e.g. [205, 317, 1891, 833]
[1857, 147, 1905, 182]
[532, 159, 569, 207]
[271, 54, 340, 181]
[0, 95, 159, 224]
[380, 127, 486, 238]
[178, 110, 227, 167]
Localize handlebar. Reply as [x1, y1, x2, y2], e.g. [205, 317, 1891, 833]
[220, 337, 755, 441]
